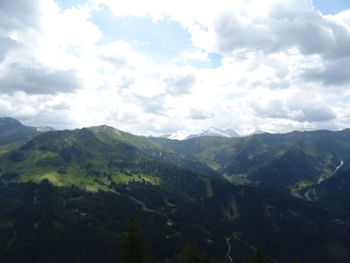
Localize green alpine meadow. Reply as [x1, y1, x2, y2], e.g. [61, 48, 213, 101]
[1, 117, 350, 262]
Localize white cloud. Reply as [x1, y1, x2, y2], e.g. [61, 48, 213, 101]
[0, 0, 41, 31]
[0, 0, 349, 137]
[189, 108, 214, 120]
[303, 57, 350, 86]
[176, 50, 210, 63]
[163, 72, 196, 96]
[213, 2, 350, 58]
[0, 63, 81, 94]
[251, 91, 337, 123]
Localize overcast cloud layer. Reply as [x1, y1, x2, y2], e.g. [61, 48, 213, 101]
[0, 0, 350, 137]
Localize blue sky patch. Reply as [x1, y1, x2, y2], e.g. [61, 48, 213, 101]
[313, 0, 350, 14]
[90, 7, 193, 64]
[56, 0, 86, 9]
[179, 53, 222, 69]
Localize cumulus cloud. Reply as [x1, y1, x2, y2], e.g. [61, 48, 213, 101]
[97, 41, 147, 69]
[0, 0, 40, 31]
[293, 105, 336, 122]
[214, 3, 350, 59]
[101, 55, 128, 68]
[189, 108, 214, 120]
[0, 0, 349, 135]
[128, 77, 164, 98]
[287, 97, 337, 122]
[252, 99, 290, 119]
[22, 110, 77, 129]
[0, 64, 81, 95]
[0, 92, 76, 129]
[163, 73, 196, 95]
[0, 37, 18, 61]
[0, 0, 42, 61]
[51, 101, 71, 110]
[302, 58, 350, 86]
[252, 96, 337, 123]
[118, 76, 136, 90]
[138, 95, 165, 114]
[214, 13, 273, 54]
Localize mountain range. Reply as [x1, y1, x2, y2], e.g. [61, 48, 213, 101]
[151, 129, 350, 197]
[185, 127, 240, 139]
[0, 117, 55, 145]
[161, 128, 266, 140]
[0, 117, 350, 262]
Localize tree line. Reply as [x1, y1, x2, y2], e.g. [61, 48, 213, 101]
[120, 218, 268, 263]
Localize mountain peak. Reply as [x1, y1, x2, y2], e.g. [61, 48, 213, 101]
[0, 117, 56, 145]
[0, 117, 23, 127]
[186, 127, 240, 140]
[207, 127, 219, 133]
[36, 126, 56, 132]
[251, 130, 266, 135]
[157, 131, 189, 140]
[0, 117, 55, 132]
[88, 125, 123, 136]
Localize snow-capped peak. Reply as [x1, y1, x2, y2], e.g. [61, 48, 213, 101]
[251, 130, 266, 135]
[158, 132, 188, 140]
[36, 126, 56, 132]
[185, 127, 240, 140]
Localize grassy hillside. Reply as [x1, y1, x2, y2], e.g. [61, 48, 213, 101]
[1, 125, 350, 262]
[301, 166, 350, 211]
[0, 126, 214, 197]
[152, 130, 350, 196]
[3, 125, 350, 199]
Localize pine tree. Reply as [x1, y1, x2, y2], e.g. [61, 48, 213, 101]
[181, 244, 198, 263]
[119, 218, 151, 263]
[181, 244, 213, 263]
[251, 248, 267, 263]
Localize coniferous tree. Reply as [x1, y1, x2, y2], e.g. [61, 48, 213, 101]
[119, 218, 151, 263]
[181, 245, 198, 263]
[181, 244, 213, 263]
[251, 248, 267, 263]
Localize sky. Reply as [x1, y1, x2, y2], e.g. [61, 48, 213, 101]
[0, 0, 350, 138]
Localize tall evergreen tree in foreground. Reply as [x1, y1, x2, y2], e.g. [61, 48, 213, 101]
[119, 218, 151, 263]
[181, 244, 213, 263]
[251, 248, 267, 263]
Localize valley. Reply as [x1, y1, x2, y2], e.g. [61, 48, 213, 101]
[1, 118, 350, 262]
[151, 130, 350, 200]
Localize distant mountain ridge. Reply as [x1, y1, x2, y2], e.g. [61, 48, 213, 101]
[1, 122, 350, 262]
[0, 117, 55, 145]
[186, 127, 240, 140]
[1, 118, 350, 262]
[250, 129, 266, 135]
[151, 129, 350, 199]
[161, 128, 266, 140]
[2, 117, 350, 205]
[35, 126, 56, 132]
